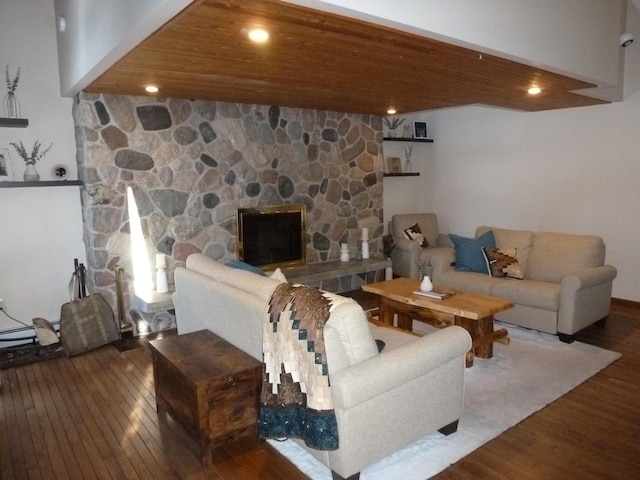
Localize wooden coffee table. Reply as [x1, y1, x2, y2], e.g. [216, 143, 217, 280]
[362, 277, 514, 367]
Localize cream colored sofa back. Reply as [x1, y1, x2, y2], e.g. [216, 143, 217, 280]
[475, 226, 606, 282]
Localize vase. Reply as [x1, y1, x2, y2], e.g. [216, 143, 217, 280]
[388, 128, 397, 138]
[23, 164, 40, 182]
[4, 92, 20, 118]
[404, 159, 412, 173]
[420, 275, 433, 292]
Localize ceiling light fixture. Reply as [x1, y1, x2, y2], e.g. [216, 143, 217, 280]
[386, 108, 397, 115]
[528, 86, 541, 95]
[145, 85, 159, 93]
[248, 28, 270, 43]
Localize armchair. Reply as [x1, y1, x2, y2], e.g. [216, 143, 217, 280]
[390, 213, 453, 279]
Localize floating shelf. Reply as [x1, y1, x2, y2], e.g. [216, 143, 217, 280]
[383, 137, 433, 143]
[0, 117, 29, 128]
[383, 173, 420, 177]
[0, 180, 82, 188]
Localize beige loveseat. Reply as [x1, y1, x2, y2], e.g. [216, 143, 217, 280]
[431, 226, 617, 343]
[173, 253, 471, 480]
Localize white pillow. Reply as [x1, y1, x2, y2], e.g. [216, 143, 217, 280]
[269, 268, 287, 282]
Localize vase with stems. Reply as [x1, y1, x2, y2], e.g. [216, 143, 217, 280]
[4, 66, 20, 118]
[9, 140, 53, 182]
[404, 145, 413, 173]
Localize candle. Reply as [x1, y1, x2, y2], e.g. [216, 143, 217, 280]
[156, 253, 167, 269]
[362, 227, 369, 241]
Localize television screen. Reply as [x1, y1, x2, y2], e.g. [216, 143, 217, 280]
[237, 204, 306, 269]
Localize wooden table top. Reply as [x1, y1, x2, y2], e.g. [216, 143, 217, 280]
[362, 277, 513, 320]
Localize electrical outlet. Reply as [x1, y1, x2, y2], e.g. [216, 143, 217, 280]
[0, 299, 5, 311]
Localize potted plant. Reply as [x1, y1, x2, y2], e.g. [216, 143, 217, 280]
[383, 116, 405, 137]
[10, 140, 53, 181]
[4, 66, 20, 118]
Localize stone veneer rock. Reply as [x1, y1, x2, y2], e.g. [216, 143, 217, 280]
[73, 93, 385, 331]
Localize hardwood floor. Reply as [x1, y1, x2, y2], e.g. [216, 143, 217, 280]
[1, 298, 639, 479]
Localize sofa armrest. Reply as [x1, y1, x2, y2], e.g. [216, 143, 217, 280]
[560, 265, 618, 290]
[330, 326, 471, 410]
[430, 248, 456, 282]
[558, 265, 617, 335]
[390, 237, 422, 278]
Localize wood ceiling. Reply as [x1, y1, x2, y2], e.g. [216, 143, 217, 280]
[85, 0, 609, 115]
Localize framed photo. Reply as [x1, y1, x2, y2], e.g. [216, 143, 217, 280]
[0, 149, 14, 181]
[413, 121, 428, 139]
[386, 156, 402, 173]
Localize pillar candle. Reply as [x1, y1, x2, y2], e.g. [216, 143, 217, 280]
[156, 253, 167, 269]
[362, 227, 369, 241]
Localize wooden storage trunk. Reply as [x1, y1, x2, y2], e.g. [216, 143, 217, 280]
[149, 329, 262, 465]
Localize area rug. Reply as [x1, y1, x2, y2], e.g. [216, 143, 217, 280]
[268, 322, 621, 479]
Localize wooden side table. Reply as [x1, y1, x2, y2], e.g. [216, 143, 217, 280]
[149, 329, 262, 465]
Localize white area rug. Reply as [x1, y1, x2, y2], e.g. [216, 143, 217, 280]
[268, 322, 621, 479]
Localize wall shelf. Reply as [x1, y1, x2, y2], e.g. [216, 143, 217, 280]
[0, 117, 29, 128]
[0, 180, 82, 188]
[383, 172, 420, 177]
[383, 137, 433, 143]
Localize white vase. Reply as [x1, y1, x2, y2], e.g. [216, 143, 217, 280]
[420, 275, 433, 292]
[23, 164, 40, 182]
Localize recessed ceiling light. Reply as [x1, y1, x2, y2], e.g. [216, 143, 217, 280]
[248, 28, 269, 43]
[145, 85, 159, 93]
[528, 86, 542, 95]
[387, 108, 397, 115]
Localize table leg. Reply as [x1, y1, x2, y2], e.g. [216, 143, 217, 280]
[378, 297, 395, 326]
[475, 316, 495, 359]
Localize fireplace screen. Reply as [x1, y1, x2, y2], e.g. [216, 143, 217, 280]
[236, 204, 306, 269]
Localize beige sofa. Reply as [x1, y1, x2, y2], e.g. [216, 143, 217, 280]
[431, 226, 617, 343]
[173, 253, 471, 480]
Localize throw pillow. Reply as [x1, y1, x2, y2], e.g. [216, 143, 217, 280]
[269, 268, 288, 282]
[225, 259, 267, 276]
[449, 230, 496, 273]
[403, 223, 429, 248]
[482, 247, 525, 279]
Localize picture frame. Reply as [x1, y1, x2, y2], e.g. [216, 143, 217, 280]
[413, 121, 428, 139]
[0, 149, 14, 181]
[386, 156, 403, 173]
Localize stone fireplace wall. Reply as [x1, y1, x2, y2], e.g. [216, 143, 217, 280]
[73, 93, 384, 331]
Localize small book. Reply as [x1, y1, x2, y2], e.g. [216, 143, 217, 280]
[413, 289, 452, 300]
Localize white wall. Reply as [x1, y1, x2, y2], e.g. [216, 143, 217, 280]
[54, 0, 193, 95]
[0, 0, 85, 332]
[384, 6, 640, 301]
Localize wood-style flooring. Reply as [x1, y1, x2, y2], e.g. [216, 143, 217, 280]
[1, 296, 639, 479]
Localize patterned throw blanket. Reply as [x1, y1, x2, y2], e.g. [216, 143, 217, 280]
[258, 283, 339, 450]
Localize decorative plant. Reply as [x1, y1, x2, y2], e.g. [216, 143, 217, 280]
[382, 234, 395, 256]
[415, 259, 432, 277]
[4, 66, 21, 118]
[5, 66, 20, 94]
[383, 116, 406, 130]
[10, 140, 53, 165]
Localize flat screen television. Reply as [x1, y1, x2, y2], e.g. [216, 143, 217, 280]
[236, 204, 307, 270]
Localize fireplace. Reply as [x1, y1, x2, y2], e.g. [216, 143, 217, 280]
[236, 204, 307, 270]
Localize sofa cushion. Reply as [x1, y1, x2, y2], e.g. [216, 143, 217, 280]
[403, 223, 429, 248]
[482, 247, 524, 279]
[322, 292, 379, 374]
[450, 230, 495, 273]
[437, 270, 500, 296]
[525, 232, 605, 283]
[476, 226, 534, 272]
[490, 279, 560, 311]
